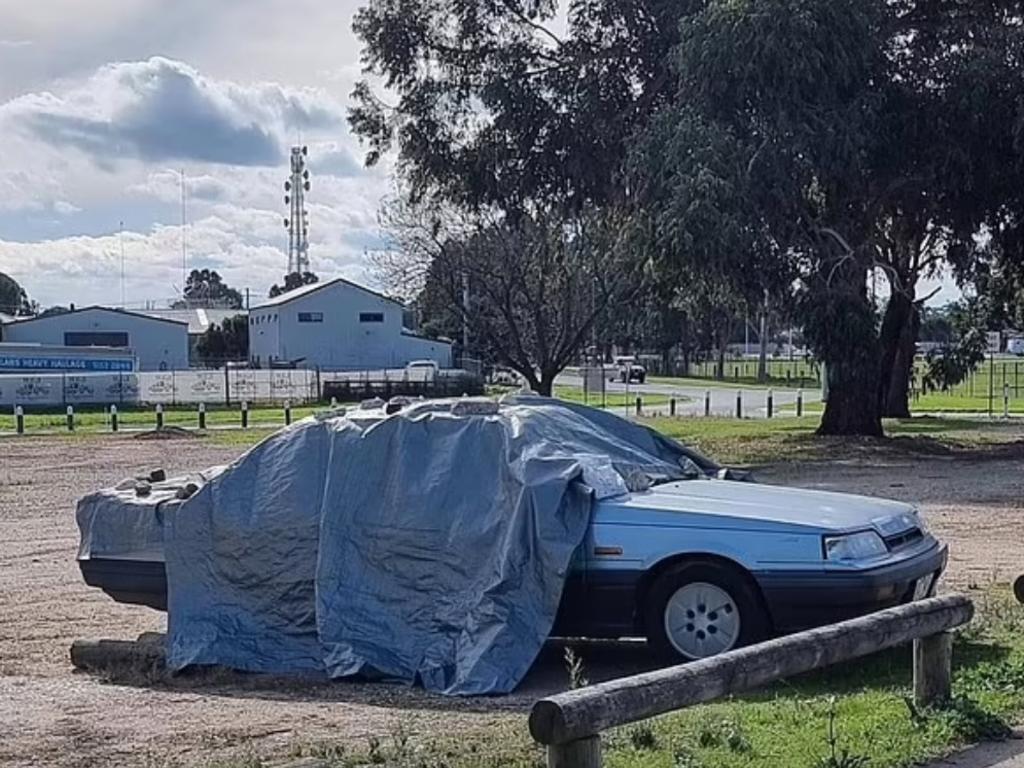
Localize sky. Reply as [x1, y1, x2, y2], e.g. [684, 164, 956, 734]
[0, 1, 957, 311]
[0, 0, 389, 309]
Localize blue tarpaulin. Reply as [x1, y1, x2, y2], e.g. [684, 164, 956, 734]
[82, 395, 693, 694]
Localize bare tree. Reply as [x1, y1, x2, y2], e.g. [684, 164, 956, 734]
[372, 196, 643, 395]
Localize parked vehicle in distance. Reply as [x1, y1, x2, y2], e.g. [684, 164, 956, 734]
[490, 367, 521, 386]
[405, 359, 439, 380]
[1008, 338, 1024, 356]
[613, 356, 647, 384]
[78, 400, 947, 663]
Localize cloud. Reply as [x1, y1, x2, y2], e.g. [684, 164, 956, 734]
[0, 40, 33, 49]
[4, 57, 345, 168]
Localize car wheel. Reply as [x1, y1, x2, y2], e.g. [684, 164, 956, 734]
[644, 560, 768, 661]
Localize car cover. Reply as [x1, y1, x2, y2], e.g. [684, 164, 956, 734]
[81, 395, 696, 694]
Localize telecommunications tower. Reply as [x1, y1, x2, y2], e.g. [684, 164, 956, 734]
[283, 145, 311, 274]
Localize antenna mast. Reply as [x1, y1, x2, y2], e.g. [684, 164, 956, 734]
[283, 146, 311, 275]
[180, 169, 188, 299]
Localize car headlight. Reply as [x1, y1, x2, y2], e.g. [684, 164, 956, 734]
[912, 509, 930, 536]
[823, 531, 888, 561]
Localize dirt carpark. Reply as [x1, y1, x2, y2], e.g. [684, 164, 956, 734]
[1, 431, 1023, 768]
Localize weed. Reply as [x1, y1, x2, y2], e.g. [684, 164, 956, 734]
[813, 696, 870, 768]
[563, 645, 589, 689]
[628, 722, 660, 751]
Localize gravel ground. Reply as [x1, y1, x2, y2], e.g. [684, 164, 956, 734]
[1, 431, 1022, 767]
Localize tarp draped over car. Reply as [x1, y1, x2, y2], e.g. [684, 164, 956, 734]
[82, 395, 694, 694]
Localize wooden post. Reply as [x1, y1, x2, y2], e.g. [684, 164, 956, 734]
[110, 405, 119, 432]
[241, 400, 249, 429]
[766, 389, 773, 418]
[669, 398, 676, 417]
[547, 736, 602, 768]
[1004, 382, 1010, 418]
[285, 400, 292, 425]
[634, 396, 642, 417]
[913, 632, 953, 708]
[797, 389, 804, 417]
[735, 390, 742, 419]
[198, 402, 206, 430]
[15, 405, 24, 435]
[704, 390, 711, 417]
[156, 404, 164, 430]
[66, 405, 74, 432]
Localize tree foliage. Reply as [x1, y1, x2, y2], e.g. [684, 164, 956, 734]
[373, 197, 642, 394]
[196, 315, 250, 366]
[0, 273, 35, 316]
[269, 271, 319, 298]
[172, 269, 243, 309]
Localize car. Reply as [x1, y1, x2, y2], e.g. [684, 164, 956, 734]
[613, 356, 647, 384]
[78, 405, 946, 663]
[1008, 338, 1024, 357]
[490, 367, 521, 386]
[405, 359, 439, 380]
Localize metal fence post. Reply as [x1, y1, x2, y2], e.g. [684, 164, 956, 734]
[241, 400, 249, 429]
[66, 405, 74, 432]
[913, 631, 953, 708]
[735, 390, 742, 419]
[546, 736, 602, 768]
[704, 390, 711, 417]
[767, 388, 774, 418]
[797, 389, 804, 418]
[15, 405, 24, 435]
[198, 402, 206, 430]
[110, 405, 118, 433]
[156, 403, 164, 430]
[1005, 382, 1010, 418]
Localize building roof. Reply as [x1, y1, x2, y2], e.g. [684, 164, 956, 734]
[139, 307, 246, 334]
[251, 277, 403, 310]
[2, 305, 189, 327]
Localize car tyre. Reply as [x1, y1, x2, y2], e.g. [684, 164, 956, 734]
[644, 560, 769, 661]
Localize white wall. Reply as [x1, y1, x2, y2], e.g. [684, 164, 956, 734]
[249, 281, 453, 370]
[2, 308, 189, 371]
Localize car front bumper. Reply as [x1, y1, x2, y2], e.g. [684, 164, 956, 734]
[754, 542, 949, 633]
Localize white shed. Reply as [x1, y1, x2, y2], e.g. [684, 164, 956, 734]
[248, 278, 453, 371]
[0, 306, 189, 371]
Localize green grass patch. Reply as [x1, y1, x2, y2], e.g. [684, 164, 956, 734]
[227, 591, 1024, 768]
[554, 385, 674, 409]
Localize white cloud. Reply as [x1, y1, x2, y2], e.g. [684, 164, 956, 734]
[3, 57, 346, 168]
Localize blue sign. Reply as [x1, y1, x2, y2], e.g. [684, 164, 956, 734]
[0, 355, 135, 372]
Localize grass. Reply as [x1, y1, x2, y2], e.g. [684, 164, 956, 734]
[0, 402, 348, 434]
[222, 590, 1024, 768]
[553, 385, 674, 409]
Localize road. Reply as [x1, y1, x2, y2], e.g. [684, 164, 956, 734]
[555, 372, 823, 417]
[931, 736, 1024, 768]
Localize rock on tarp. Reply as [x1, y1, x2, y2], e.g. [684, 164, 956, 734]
[146, 396, 692, 694]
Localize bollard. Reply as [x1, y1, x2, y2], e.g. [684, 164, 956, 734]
[110, 405, 119, 433]
[156, 404, 164, 430]
[767, 388, 774, 419]
[66, 405, 74, 432]
[735, 390, 743, 419]
[797, 388, 804, 418]
[241, 400, 249, 429]
[704, 390, 711, 417]
[285, 400, 292, 425]
[330, 396, 338, 409]
[198, 402, 206, 430]
[669, 398, 676, 417]
[1005, 382, 1010, 419]
[15, 405, 24, 435]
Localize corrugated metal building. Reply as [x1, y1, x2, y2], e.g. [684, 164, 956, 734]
[0, 307, 189, 371]
[248, 278, 453, 370]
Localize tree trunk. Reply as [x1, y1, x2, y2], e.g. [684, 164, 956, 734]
[878, 294, 919, 419]
[818, 340, 883, 436]
[538, 369, 557, 397]
[715, 327, 728, 380]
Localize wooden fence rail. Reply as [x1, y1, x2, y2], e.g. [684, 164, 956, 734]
[529, 594, 973, 767]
